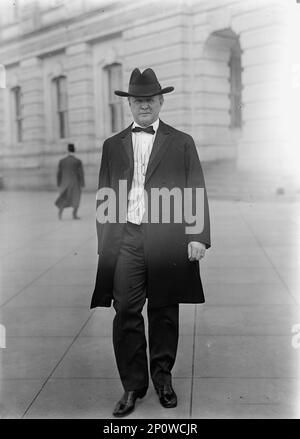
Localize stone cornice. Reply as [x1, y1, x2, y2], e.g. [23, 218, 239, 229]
[0, 0, 142, 65]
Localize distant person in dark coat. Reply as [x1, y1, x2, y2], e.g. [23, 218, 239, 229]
[55, 143, 85, 220]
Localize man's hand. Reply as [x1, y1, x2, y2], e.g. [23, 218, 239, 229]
[188, 241, 206, 261]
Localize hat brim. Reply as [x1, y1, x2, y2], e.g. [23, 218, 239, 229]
[114, 86, 174, 97]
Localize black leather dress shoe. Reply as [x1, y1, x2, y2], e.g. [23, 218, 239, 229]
[155, 384, 177, 408]
[113, 388, 147, 417]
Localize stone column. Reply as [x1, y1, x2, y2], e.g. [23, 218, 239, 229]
[0, 83, 4, 187]
[0, 75, 4, 149]
[65, 42, 95, 153]
[233, 5, 289, 175]
[20, 56, 45, 167]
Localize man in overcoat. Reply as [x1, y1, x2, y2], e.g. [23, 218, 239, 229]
[55, 143, 85, 220]
[91, 68, 211, 417]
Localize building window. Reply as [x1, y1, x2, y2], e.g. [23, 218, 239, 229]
[105, 63, 123, 133]
[229, 53, 242, 128]
[11, 86, 22, 143]
[53, 75, 68, 139]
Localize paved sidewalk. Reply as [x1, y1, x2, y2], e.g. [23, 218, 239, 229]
[0, 191, 300, 419]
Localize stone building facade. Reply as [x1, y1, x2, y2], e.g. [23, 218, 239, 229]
[0, 0, 298, 191]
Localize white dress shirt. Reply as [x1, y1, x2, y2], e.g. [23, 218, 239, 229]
[127, 118, 159, 224]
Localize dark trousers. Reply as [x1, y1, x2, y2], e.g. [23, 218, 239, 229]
[113, 221, 179, 391]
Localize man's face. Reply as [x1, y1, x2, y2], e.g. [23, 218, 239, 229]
[128, 95, 164, 127]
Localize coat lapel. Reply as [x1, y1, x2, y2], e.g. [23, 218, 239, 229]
[121, 125, 134, 170]
[120, 121, 171, 184]
[145, 120, 171, 185]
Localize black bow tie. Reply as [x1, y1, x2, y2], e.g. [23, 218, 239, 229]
[132, 126, 155, 135]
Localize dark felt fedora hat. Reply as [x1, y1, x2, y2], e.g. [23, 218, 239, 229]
[68, 143, 75, 153]
[114, 68, 174, 97]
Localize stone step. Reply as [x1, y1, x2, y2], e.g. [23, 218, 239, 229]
[203, 160, 300, 201]
[1, 160, 300, 201]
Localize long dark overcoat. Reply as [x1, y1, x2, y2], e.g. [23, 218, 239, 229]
[91, 120, 211, 309]
[55, 155, 85, 209]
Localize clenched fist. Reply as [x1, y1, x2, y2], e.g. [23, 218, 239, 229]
[188, 241, 206, 261]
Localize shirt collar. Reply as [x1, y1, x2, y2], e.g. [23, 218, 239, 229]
[132, 118, 160, 133]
